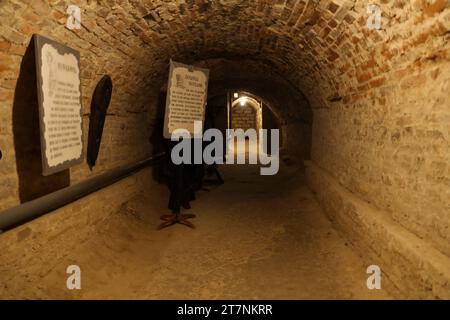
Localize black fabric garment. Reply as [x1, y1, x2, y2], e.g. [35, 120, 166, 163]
[164, 139, 200, 213]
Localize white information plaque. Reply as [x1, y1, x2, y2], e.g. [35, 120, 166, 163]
[163, 60, 209, 139]
[34, 35, 84, 175]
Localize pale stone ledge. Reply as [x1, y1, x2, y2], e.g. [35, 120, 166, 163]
[305, 160, 450, 299]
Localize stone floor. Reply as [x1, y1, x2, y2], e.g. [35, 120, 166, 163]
[0, 163, 392, 299]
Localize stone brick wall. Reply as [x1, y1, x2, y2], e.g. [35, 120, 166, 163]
[0, 0, 449, 297]
[308, 1, 450, 257]
[232, 105, 257, 131]
[0, 0, 162, 211]
[0, 167, 166, 298]
[306, 161, 450, 299]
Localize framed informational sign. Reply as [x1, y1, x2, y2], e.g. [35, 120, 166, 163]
[163, 60, 210, 139]
[34, 34, 84, 176]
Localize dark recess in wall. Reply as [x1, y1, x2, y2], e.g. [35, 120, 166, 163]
[87, 75, 113, 169]
[149, 91, 168, 184]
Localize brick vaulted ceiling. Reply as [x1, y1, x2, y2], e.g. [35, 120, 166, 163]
[1, 0, 449, 119]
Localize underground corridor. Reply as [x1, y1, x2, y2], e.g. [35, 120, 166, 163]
[0, 0, 449, 300]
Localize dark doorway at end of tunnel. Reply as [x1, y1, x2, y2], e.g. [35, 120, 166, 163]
[12, 37, 70, 203]
[206, 94, 228, 145]
[262, 103, 278, 155]
[149, 91, 168, 185]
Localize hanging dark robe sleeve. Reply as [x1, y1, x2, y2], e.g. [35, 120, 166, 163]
[87, 75, 113, 169]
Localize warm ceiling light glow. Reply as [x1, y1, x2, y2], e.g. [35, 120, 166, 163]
[240, 97, 247, 106]
[233, 92, 239, 98]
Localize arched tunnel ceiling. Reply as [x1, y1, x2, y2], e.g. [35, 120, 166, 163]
[5, 0, 446, 119]
[124, 0, 360, 103]
[68, 0, 374, 114]
[77, 0, 445, 114]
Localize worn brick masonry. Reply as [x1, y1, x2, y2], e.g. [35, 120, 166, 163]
[0, 0, 449, 298]
[232, 104, 257, 131]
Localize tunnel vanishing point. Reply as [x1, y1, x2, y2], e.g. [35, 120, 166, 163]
[0, 0, 449, 300]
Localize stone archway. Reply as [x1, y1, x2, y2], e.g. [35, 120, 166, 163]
[231, 95, 262, 132]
